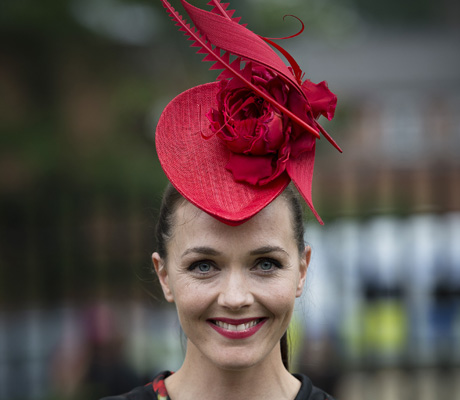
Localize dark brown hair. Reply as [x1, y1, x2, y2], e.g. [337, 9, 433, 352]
[154, 183, 306, 370]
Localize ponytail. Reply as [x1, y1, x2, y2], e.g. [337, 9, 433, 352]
[280, 331, 290, 370]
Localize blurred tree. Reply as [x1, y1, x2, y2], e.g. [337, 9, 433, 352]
[0, 0, 454, 304]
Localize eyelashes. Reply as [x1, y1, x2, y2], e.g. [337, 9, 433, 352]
[187, 261, 216, 274]
[187, 257, 284, 276]
[255, 258, 283, 272]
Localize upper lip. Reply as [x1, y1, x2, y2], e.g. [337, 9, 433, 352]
[208, 317, 266, 324]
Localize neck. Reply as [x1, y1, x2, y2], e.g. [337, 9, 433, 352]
[165, 340, 300, 400]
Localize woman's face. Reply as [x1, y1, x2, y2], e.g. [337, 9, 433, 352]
[152, 197, 309, 371]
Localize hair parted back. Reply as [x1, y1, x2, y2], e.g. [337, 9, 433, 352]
[155, 183, 187, 260]
[155, 183, 306, 259]
[154, 182, 306, 370]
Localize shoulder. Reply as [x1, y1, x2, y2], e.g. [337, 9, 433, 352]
[293, 373, 336, 400]
[99, 371, 172, 400]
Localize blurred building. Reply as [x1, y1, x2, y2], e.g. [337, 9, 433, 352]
[294, 28, 460, 218]
[0, 1, 459, 399]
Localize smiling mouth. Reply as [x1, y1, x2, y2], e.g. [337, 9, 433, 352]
[207, 318, 267, 339]
[211, 319, 263, 332]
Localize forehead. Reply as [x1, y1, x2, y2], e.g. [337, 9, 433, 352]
[169, 197, 296, 251]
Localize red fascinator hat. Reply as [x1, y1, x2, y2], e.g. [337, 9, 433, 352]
[156, 0, 341, 225]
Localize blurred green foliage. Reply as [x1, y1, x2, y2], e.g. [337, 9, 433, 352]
[0, 0, 446, 193]
[0, 0, 451, 305]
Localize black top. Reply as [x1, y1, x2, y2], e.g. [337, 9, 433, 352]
[100, 370, 335, 400]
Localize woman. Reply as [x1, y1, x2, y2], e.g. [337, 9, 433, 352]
[101, 184, 334, 400]
[101, 1, 341, 398]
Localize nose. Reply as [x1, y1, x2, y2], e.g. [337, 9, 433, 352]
[217, 269, 254, 310]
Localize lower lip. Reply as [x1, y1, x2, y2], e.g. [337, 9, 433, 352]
[208, 319, 267, 339]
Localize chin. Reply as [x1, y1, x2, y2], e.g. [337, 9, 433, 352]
[208, 348, 270, 371]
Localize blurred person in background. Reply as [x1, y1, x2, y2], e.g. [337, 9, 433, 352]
[51, 303, 144, 399]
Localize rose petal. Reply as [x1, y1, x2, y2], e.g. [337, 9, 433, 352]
[225, 153, 276, 185]
[289, 129, 316, 158]
[302, 80, 337, 121]
[268, 77, 288, 105]
[286, 89, 316, 140]
[223, 119, 259, 153]
[263, 113, 285, 152]
[258, 140, 290, 185]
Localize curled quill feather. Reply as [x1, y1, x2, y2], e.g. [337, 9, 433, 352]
[161, 0, 342, 151]
[162, 0, 320, 139]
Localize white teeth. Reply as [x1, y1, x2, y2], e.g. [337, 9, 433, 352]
[215, 319, 259, 331]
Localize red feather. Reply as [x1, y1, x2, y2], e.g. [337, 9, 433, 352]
[180, 0, 302, 92]
[161, 0, 321, 139]
[260, 36, 304, 85]
[206, 1, 245, 25]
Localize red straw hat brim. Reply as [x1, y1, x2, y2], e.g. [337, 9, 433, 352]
[155, 82, 290, 225]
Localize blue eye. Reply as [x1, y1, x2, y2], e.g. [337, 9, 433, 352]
[197, 263, 212, 272]
[260, 261, 274, 271]
[188, 261, 215, 275]
[256, 258, 282, 272]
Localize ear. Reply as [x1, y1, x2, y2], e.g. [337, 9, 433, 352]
[152, 252, 175, 303]
[296, 245, 311, 298]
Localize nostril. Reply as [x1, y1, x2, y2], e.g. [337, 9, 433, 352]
[217, 270, 255, 308]
[217, 289, 254, 309]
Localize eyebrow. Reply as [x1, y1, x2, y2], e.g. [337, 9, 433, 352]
[249, 246, 289, 256]
[181, 246, 222, 258]
[181, 245, 288, 258]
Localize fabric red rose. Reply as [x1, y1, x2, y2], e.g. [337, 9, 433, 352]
[207, 63, 336, 186]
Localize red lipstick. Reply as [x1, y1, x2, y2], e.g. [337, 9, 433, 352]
[207, 317, 267, 339]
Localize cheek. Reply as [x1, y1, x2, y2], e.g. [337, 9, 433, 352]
[173, 297, 199, 335]
[263, 279, 298, 316]
[172, 285, 211, 323]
